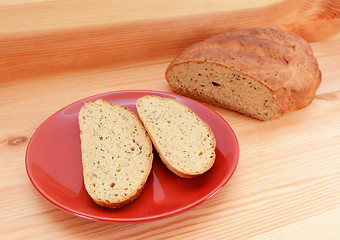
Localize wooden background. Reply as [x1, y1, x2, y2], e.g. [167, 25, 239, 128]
[1, 0, 340, 82]
[1, 0, 340, 239]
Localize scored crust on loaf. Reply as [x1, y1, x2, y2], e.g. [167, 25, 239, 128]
[136, 95, 216, 178]
[165, 28, 321, 120]
[79, 99, 153, 208]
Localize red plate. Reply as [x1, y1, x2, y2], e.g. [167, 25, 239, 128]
[25, 90, 239, 222]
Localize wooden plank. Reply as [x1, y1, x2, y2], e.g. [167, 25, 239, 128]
[1, 0, 340, 82]
[0, 39, 339, 239]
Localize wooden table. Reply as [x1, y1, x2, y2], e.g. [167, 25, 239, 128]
[1, 0, 339, 239]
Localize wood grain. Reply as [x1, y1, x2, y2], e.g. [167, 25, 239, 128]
[1, 0, 340, 239]
[1, 0, 340, 82]
[1, 38, 339, 239]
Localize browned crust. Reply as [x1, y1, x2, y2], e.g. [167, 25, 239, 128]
[165, 28, 321, 117]
[93, 183, 147, 208]
[137, 95, 216, 178]
[79, 99, 153, 209]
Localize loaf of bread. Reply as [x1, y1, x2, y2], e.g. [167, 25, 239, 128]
[165, 28, 321, 120]
[136, 95, 216, 178]
[78, 99, 153, 208]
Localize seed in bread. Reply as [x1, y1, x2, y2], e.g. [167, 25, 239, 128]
[79, 99, 153, 208]
[136, 95, 216, 178]
[165, 28, 321, 120]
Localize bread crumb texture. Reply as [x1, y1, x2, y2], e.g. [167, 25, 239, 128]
[165, 28, 321, 120]
[137, 95, 216, 178]
[79, 99, 153, 208]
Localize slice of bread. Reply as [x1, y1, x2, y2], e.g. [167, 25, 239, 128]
[79, 99, 153, 208]
[136, 95, 216, 178]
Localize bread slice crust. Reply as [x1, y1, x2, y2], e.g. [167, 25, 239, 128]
[79, 99, 153, 208]
[136, 95, 216, 178]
